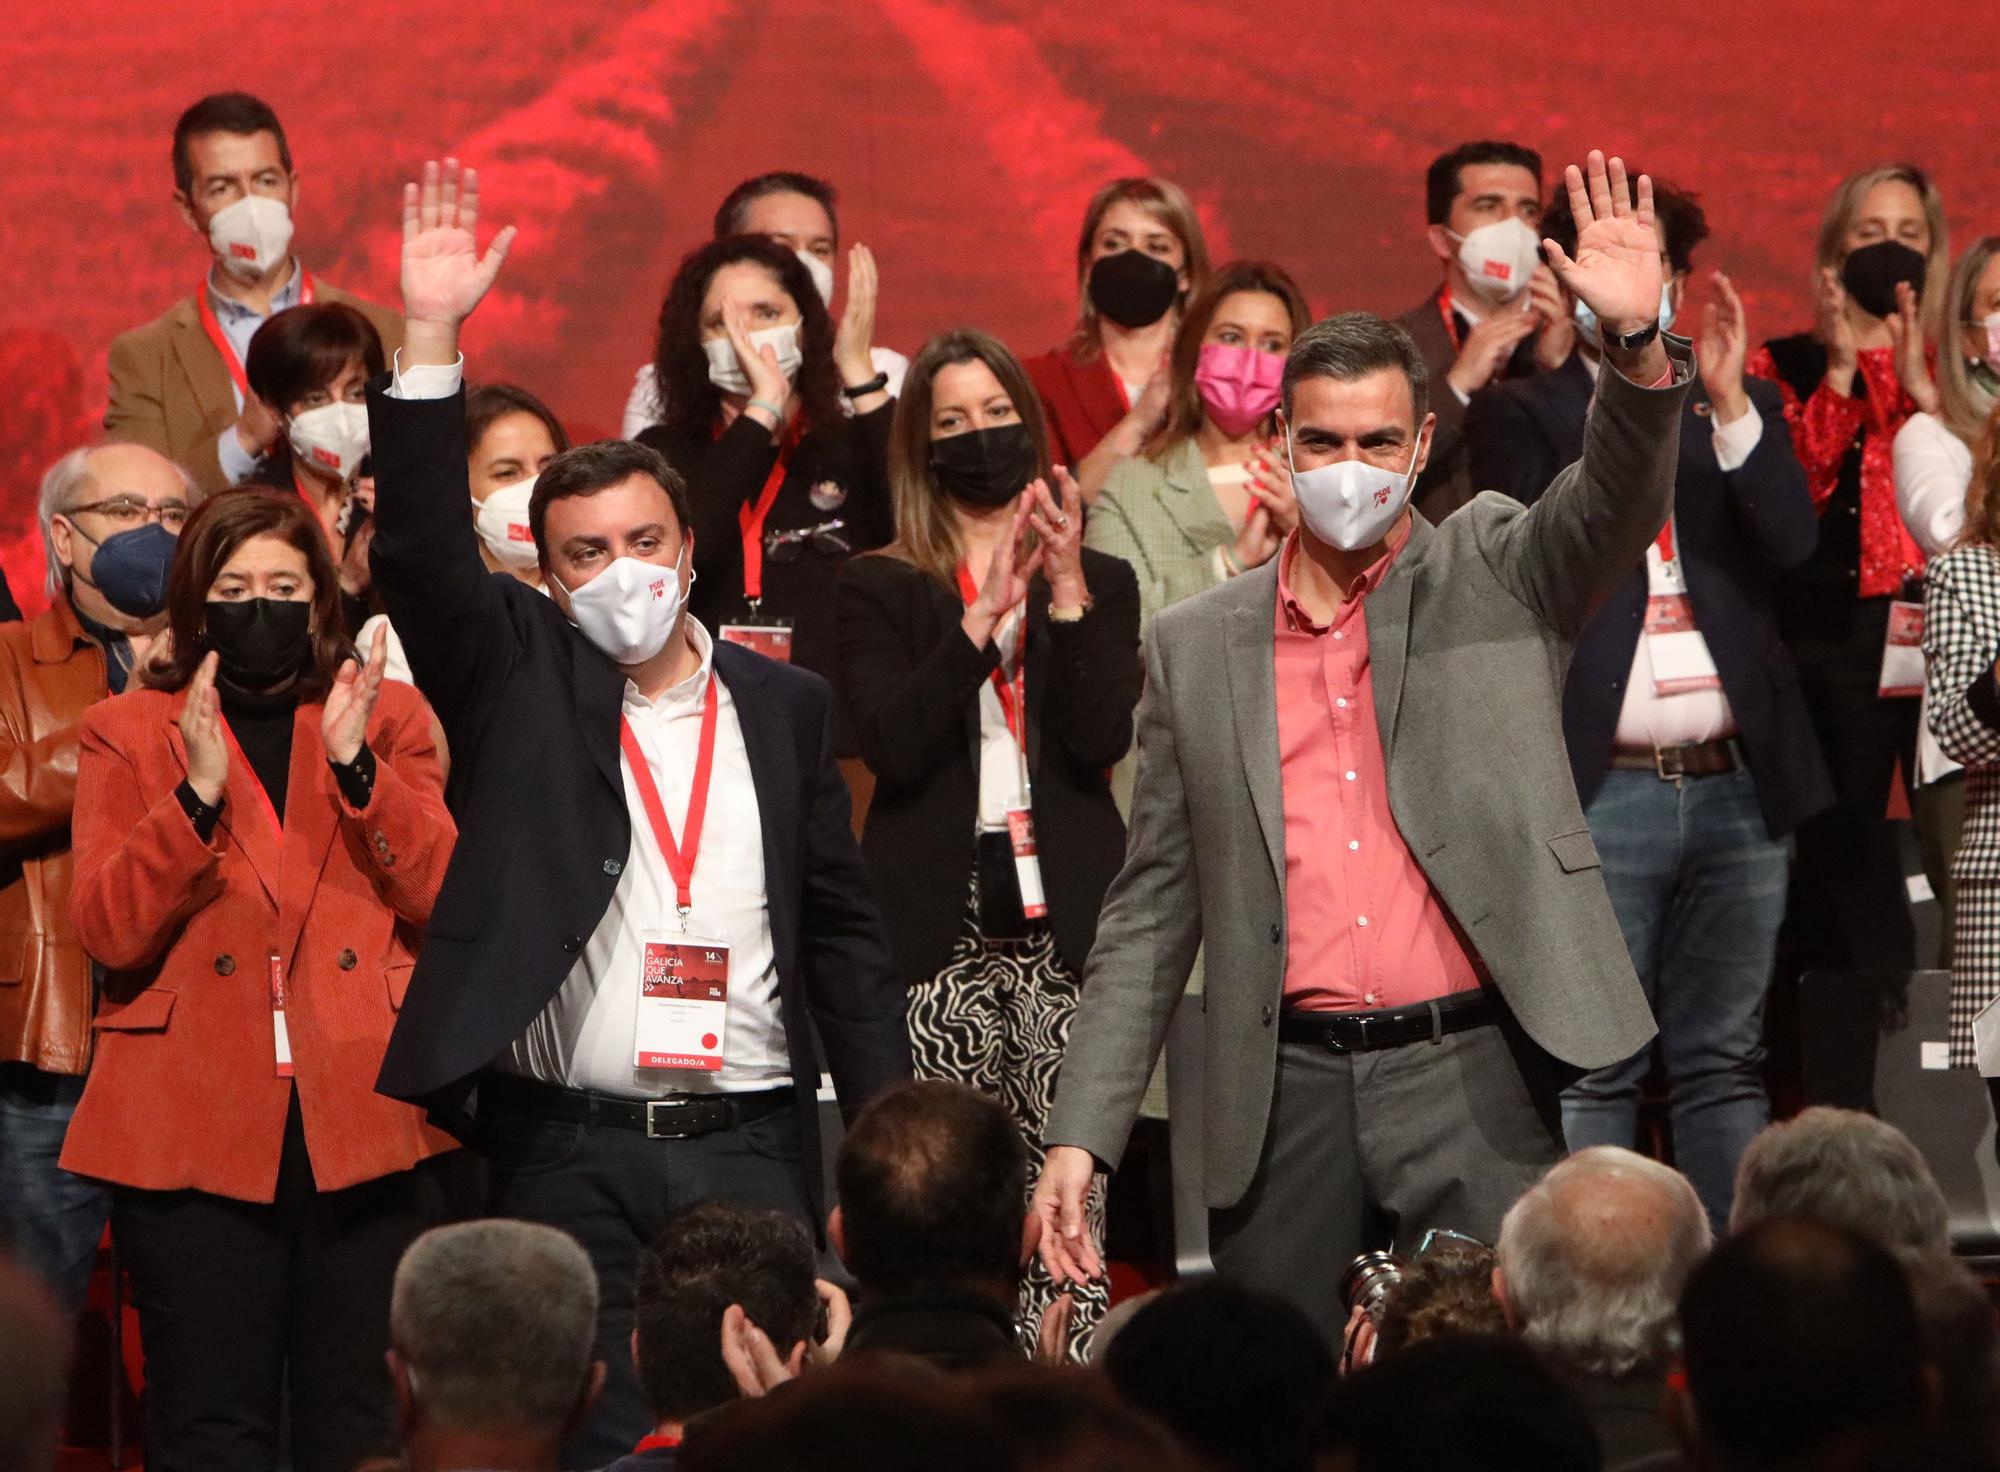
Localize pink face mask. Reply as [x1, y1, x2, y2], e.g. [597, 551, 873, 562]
[1195, 343, 1286, 438]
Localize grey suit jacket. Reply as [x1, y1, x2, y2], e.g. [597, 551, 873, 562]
[1045, 339, 1694, 1210]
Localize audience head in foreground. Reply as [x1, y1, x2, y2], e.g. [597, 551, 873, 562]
[1729, 1107, 1950, 1260]
[1496, 1145, 1712, 1382]
[388, 1220, 605, 1472]
[1102, 1276, 1333, 1472]
[1675, 1216, 1929, 1470]
[632, 1202, 820, 1439]
[0, 1255, 71, 1472]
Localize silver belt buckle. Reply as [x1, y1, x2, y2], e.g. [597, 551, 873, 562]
[644, 1099, 698, 1140]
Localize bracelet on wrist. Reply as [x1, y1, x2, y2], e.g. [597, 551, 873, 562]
[746, 396, 788, 422]
[842, 371, 890, 399]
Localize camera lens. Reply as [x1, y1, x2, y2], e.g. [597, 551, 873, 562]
[1341, 1250, 1405, 1323]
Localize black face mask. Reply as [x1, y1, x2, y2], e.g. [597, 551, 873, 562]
[203, 598, 311, 690]
[1086, 249, 1181, 329]
[1840, 239, 1928, 319]
[930, 423, 1038, 508]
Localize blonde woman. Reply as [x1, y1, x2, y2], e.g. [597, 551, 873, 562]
[1895, 237, 2000, 960]
[1025, 178, 1211, 501]
[1919, 407, 2000, 1159]
[836, 329, 1140, 1354]
[1746, 162, 1949, 979]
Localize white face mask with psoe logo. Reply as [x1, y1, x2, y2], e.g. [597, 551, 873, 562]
[287, 401, 369, 481]
[1448, 216, 1543, 305]
[208, 193, 294, 283]
[704, 322, 803, 398]
[554, 547, 691, 666]
[1285, 427, 1425, 552]
[471, 475, 542, 571]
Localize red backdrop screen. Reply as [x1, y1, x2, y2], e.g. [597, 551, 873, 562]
[4, 0, 1996, 608]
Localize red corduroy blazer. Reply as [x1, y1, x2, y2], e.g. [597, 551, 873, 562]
[62, 679, 458, 1201]
[1024, 345, 1129, 471]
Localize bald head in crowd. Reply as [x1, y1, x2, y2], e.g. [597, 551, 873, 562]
[1495, 1146, 1712, 1381]
[389, 1220, 605, 1472]
[0, 1256, 72, 1472]
[1729, 1107, 1950, 1260]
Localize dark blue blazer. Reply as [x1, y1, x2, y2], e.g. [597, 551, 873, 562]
[1465, 355, 1835, 838]
[364, 380, 911, 1221]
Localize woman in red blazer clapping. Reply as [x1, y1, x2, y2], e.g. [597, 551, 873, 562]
[63, 488, 458, 1472]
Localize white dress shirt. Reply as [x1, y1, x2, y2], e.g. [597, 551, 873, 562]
[1894, 411, 1974, 785]
[390, 353, 788, 1096]
[1588, 352, 1765, 750]
[976, 608, 1027, 828]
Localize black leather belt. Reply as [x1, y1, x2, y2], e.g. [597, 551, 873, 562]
[477, 1073, 790, 1140]
[1608, 737, 1741, 779]
[1279, 991, 1498, 1053]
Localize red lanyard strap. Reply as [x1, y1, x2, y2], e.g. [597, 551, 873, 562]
[1436, 287, 1463, 354]
[955, 564, 1025, 748]
[196, 267, 315, 402]
[617, 676, 720, 913]
[737, 439, 795, 604]
[1653, 514, 1677, 565]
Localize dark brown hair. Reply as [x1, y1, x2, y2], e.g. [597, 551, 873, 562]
[1152, 259, 1312, 459]
[713, 171, 839, 241]
[528, 439, 693, 556]
[465, 382, 569, 460]
[651, 235, 842, 443]
[173, 91, 290, 196]
[144, 488, 353, 699]
[1064, 177, 1210, 361]
[245, 302, 385, 416]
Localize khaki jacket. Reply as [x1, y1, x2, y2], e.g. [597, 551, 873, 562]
[104, 280, 403, 494]
[0, 595, 108, 1074]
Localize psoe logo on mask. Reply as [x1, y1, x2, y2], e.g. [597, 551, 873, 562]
[230, 241, 259, 261]
[311, 447, 342, 470]
[507, 523, 533, 542]
[1373, 487, 1392, 506]
[1483, 260, 1514, 282]
[649, 578, 668, 599]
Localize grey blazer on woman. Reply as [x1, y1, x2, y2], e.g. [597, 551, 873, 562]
[1087, 440, 1237, 633]
[1046, 340, 1695, 1210]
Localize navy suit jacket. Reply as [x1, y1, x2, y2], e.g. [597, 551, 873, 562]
[364, 379, 911, 1221]
[1465, 355, 1835, 838]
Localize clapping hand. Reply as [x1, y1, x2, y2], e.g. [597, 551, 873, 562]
[961, 493, 1046, 648]
[178, 651, 228, 807]
[401, 158, 516, 362]
[1529, 263, 1577, 371]
[722, 298, 795, 428]
[1025, 467, 1088, 608]
[1541, 152, 1667, 378]
[321, 624, 389, 767]
[1885, 279, 1939, 415]
[1815, 266, 1860, 386]
[1697, 270, 1753, 424]
[834, 244, 881, 393]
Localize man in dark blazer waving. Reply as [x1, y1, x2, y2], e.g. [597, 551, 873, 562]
[1466, 177, 1832, 1233]
[1033, 152, 1689, 1343]
[365, 160, 909, 1463]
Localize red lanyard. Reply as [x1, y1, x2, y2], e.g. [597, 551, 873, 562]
[1653, 515, 1678, 566]
[955, 564, 1025, 747]
[196, 267, 315, 401]
[734, 423, 800, 605]
[1437, 287, 1464, 353]
[617, 676, 720, 914]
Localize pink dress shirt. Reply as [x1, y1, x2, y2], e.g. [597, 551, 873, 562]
[1273, 527, 1485, 1012]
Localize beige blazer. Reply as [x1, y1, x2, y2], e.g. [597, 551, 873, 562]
[104, 280, 404, 494]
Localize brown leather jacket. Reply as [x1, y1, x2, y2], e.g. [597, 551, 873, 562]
[0, 594, 108, 1074]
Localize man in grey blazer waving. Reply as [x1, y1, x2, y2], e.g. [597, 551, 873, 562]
[1033, 152, 1687, 1341]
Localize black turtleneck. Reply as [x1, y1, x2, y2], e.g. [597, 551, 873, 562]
[218, 680, 298, 819]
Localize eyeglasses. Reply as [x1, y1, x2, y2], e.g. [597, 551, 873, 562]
[1413, 1228, 1489, 1256]
[64, 497, 191, 532]
[765, 518, 852, 564]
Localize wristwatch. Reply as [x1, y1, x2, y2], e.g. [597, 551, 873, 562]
[842, 371, 890, 399]
[1605, 319, 1661, 353]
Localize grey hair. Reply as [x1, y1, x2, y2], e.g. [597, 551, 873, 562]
[1497, 1146, 1712, 1379]
[390, 1220, 600, 1432]
[38, 444, 199, 600]
[1280, 312, 1430, 425]
[1729, 1107, 1950, 1261]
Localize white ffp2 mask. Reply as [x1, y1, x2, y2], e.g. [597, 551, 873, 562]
[1286, 429, 1425, 553]
[1449, 217, 1543, 306]
[287, 401, 369, 481]
[556, 548, 691, 666]
[795, 250, 835, 307]
[471, 476, 541, 571]
[704, 322, 803, 398]
[208, 193, 294, 283]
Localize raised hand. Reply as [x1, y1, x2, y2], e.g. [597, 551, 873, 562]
[179, 651, 229, 806]
[719, 1304, 805, 1399]
[1247, 444, 1300, 534]
[1815, 266, 1860, 395]
[1027, 468, 1088, 607]
[809, 1279, 851, 1370]
[1697, 270, 1752, 423]
[401, 158, 517, 334]
[1130, 362, 1173, 437]
[1541, 152, 1664, 340]
[834, 243, 880, 388]
[961, 495, 1046, 649]
[1529, 263, 1578, 371]
[1885, 279, 1939, 415]
[722, 298, 795, 428]
[1233, 499, 1279, 572]
[321, 623, 388, 767]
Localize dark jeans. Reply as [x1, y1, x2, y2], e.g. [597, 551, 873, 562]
[1562, 767, 1790, 1232]
[112, 1091, 439, 1472]
[477, 1089, 813, 1468]
[0, 1062, 110, 1315]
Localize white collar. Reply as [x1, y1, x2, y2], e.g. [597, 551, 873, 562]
[622, 617, 714, 717]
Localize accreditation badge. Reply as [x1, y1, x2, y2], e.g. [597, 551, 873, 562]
[634, 930, 730, 1073]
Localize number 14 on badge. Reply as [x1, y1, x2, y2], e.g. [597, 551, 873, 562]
[636, 932, 730, 1072]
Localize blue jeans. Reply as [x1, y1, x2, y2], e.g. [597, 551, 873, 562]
[1560, 766, 1790, 1232]
[0, 1062, 111, 1315]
